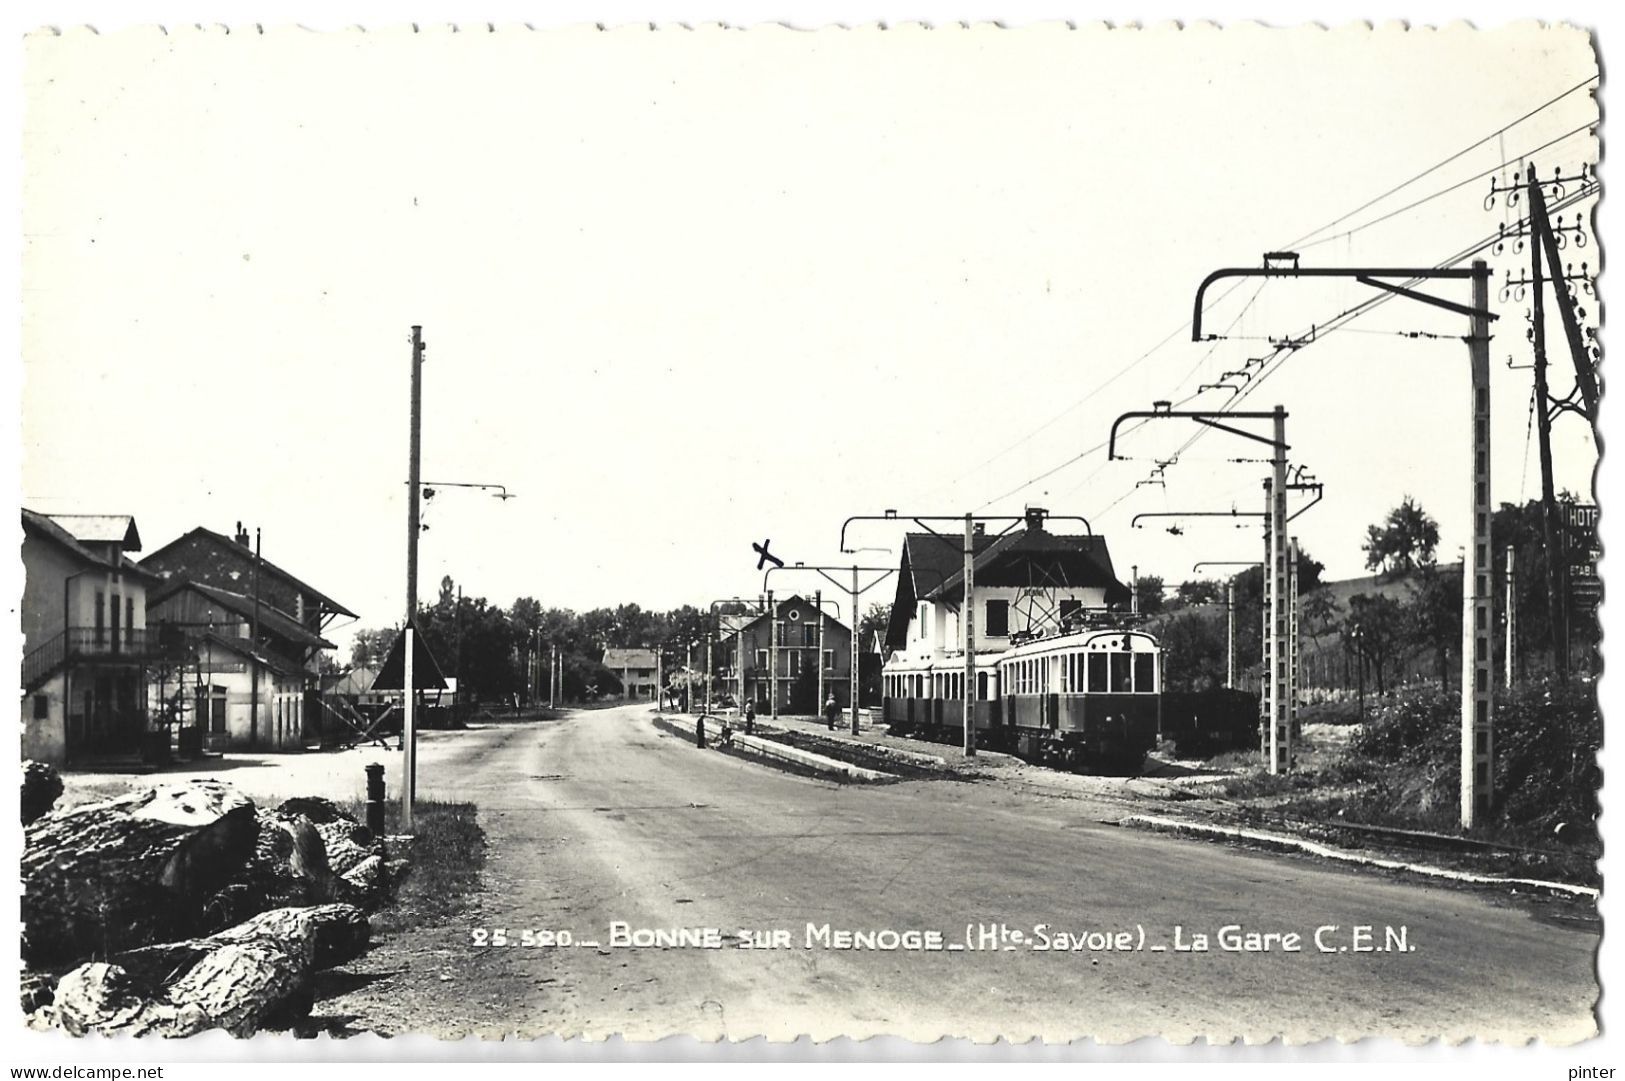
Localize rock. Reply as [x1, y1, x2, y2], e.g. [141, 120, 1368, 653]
[50, 904, 369, 1038]
[274, 797, 356, 826]
[316, 820, 376, 876]
[341, 854, 384, 895]
[21, 760, 64, 825]
[21, 780, 258, 967]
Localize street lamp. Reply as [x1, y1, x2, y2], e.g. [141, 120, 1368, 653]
[400, 325, 514, 831]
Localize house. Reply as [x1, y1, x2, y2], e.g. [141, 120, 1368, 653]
[143, 577, 336, 751]
[602, 648, 657, 700]
[717, 594, 854, 712]
[21, 510, 167, 766]
[884, 506, 1130, 668]
[140, 523, 355, 751]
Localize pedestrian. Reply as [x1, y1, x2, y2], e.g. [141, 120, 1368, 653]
[824, 692, 839, 730]
[744, 701, 756, 736]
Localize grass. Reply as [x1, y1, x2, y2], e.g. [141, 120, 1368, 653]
[338, 797, 487, 933]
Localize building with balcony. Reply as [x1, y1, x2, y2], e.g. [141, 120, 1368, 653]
[21, 510, 166, 766]
[717, 595, 854, 713]
[140, 523, 354, 750]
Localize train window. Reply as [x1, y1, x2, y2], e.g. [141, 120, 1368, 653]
[977, 672, 988, 700]
[1088, 652, 1108, 692]
[1135, 653, 1156, 693]
[1110, 652, 1132, 693]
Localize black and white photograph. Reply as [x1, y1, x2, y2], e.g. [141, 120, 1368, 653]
[6, 6, 1617, 1065]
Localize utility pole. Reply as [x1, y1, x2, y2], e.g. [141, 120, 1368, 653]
[550, 646, 559, 708]
[837, 509, 1090, 751]
[1462, 263, 1494, 827]
[1225, 580, 1235, 689]
[1265, 407, 1289, 775]
[765, 590, 778, 718]
[814, 589, 825, 720]
[654, 647, 662, 711]
[1130, 564, 1139, 616]
[850, 569, 861, 734]
[1188, 256, 1496, 826]
[403, 325, 424, 832]
[1505, 546, 1516, 688]
[705, 631, 714, 716]
[1526, 196, 1569, 680]
[962, 514, 977, 757]
[685, 639, 693, 712]
[1288, 534, 1300, 754]
[250, 526, 261, 750]
[1106, 405, 1290, 771]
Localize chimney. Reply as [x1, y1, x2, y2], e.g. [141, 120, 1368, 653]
[1024, 505, 1048, 531]
[973, 523, 986, 536]
[234, 521, 251, 548]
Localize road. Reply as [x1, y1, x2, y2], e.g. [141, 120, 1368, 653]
[324, 704, 1599, 1043]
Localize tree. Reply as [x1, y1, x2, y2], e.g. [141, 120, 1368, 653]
[1362, 496, 1440, 576]
[1404, 564, 1462, 689]
[349, 628, 396, 670]
[858, 603, 892, 651]
[1158, 610, 1227, 692]
[1134, 575, 1166, 616]
[1341, 593, 1407, 694]
[1176, 579, 1222, 607]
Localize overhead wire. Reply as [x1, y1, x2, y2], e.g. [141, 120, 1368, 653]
[1090, 180, 1599, 515]
[963, 79, 1597, 518]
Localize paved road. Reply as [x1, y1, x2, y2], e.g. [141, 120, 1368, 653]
[338, 704, 1599, 1043]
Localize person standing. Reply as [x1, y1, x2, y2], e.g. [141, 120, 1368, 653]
[823, 692, 839, 731]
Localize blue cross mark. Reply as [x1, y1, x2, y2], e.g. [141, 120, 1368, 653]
[753, 539, 784, 571]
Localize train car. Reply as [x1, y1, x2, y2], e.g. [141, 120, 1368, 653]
[881, 625, 1162, 773]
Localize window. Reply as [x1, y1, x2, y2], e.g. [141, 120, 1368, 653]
[977, 672, 989, 700]
[824, 649, 834, 671]
[95, 591, 105, 646]
[1110, 652, 1132, 693]
[918, 603, 929, 639]
[985, 600, 1009, 637]
[1088, 652, 1108, 693]
[33, 695, 48, 720]
[125, 597, 134, 645]
[789, 651, 801, 677]
[1134, 652, 1156, 693]
[755, 649, 768, 669]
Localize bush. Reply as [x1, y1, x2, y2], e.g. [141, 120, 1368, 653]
[1345, 677, 1600, 840]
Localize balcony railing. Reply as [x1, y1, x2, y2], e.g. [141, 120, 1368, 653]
[22, 626, 166, 692]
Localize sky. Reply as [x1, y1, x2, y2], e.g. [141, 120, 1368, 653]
[12, 16, 1604, 661]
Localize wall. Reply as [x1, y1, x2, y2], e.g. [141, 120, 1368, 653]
[21, 672, 68, 765]
[900, 584, 1112, 659]
[20, 535, 83, 648]
[142, 533, 319, 632]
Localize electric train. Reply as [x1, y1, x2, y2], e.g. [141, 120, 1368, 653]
[881, 622, 1162, 772]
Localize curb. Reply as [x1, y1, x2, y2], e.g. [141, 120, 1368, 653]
[654, 715, 896, 783]
[761, 725, 953, 771]
[1120, 814, 1599, 900]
